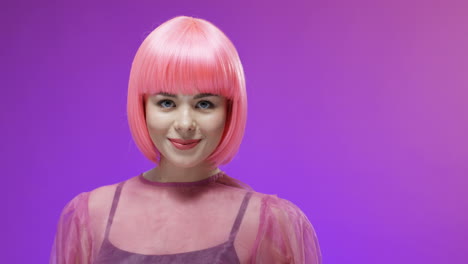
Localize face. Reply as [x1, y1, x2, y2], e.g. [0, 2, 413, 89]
[145, 92, 227, 168]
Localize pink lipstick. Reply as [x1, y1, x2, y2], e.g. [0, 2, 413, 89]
[168, 138, 201, 150]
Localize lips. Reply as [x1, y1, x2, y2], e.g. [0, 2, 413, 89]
[168, 138, 202, 150]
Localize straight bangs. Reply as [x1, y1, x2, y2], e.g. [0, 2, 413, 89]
[133, 18, 243, 100]
[128, 16, 247, 166]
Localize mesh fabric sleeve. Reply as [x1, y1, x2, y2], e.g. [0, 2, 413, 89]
[50, 192, 93, 264]
[251, 195, 322, 264]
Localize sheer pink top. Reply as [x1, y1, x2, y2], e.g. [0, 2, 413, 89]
[50, 172, 322, 263]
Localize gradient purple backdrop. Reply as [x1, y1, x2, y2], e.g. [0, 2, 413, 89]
[2, 0, 467, 263]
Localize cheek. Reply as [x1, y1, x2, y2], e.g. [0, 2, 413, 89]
[146, 112, 171, 137]
[201, 112, 226, 137]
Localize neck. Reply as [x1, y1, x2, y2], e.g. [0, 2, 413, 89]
[144, 158, 220, 183]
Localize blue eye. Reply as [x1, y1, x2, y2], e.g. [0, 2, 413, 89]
[158, 100, 175, 108]
[196, 100, 214, 109]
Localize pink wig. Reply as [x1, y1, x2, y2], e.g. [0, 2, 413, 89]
[127, 16, 247, 166]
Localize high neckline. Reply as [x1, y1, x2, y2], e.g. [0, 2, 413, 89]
[138, 171, 223, 187]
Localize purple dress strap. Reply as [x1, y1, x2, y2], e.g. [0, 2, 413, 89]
[102, 181, 124, 240]
[228, 191, 253, 241]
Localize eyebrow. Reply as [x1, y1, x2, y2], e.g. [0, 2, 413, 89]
[156, 92, 219, 99]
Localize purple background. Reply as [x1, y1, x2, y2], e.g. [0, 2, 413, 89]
[2, 0, 467, 263]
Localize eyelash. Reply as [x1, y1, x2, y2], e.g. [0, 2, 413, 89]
[156, 99, 215, 109]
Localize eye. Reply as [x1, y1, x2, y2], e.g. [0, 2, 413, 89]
[196, 100, 214, 109]
[157, 99, 176, 108]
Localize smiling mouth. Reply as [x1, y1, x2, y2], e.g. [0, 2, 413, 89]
[168, 138, 202, 150]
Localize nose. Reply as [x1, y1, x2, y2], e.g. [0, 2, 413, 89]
[174, 107, 196, 133]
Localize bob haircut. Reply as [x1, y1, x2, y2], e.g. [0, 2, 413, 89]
[127, 16, 247, 166]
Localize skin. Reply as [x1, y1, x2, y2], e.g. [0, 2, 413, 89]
[142, 92, 227, 183]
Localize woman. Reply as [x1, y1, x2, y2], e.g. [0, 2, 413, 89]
[50, 16, 322, 264]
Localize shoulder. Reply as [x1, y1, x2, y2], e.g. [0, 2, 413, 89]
[61, 177, 127, 208]
[57, 180, 126, 244]
[56, 184, 114, 228]
[255, 192, 319, 243]
[58, 178, 128, 227]
[87, 182, 121, 214]
[56, 191, 91, 231]
[239, 190, 312, 226]
[255, 192, 310, 222]
[89, 179, 132, 225]
[61, 181, 120, 213]
[250, 193, 322, 263]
